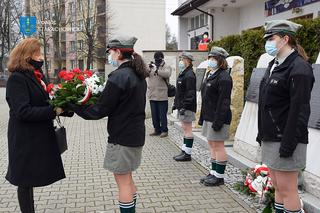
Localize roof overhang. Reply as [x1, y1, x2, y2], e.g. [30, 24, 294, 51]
[171, 0, 210, 16]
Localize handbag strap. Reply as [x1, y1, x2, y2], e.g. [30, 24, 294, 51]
[56, 116, 65, 128]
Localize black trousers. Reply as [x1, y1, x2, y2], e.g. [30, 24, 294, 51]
[17, 186, 35, 213]
[150, 100, 169, 133]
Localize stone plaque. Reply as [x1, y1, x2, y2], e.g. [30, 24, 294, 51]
[309, 64, 320, 130]
[196, 68, 206, 91]
[245, 68, 267, 103]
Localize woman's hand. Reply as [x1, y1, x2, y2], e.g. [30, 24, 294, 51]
[54, 107, 64, 116]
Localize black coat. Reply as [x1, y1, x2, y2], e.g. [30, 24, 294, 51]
[5, 70, 65, 187]
[200, 69, 233, 126]
[174, 66, 197, 112]
[257, 50, 315, 157]
[69, 62, 147, 147]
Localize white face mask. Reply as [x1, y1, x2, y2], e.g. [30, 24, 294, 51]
[208, 59, 218, 69]
[108, 51, 119, 67]
[265, 38, 286, 57]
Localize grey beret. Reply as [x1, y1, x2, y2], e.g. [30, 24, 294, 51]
[208, 46, 229, 58]
[180, 52, 194, 61]
[264, 20, 302, 39]
[106, 36, 138, 52]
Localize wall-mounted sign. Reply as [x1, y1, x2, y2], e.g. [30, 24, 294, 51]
[20, 16, 37, 36]
[265, 0, 320, 16]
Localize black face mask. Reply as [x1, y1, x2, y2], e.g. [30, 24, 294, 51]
[29, 59, 44, 70]
[154, 58, 163, 66]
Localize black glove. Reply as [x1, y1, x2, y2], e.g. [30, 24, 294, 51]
[179, 108, 186, 115]
[59, 110, 74, 117]
[256, 134, 262, 146]
[279, 147, 293, 158]
[212, 121, 223, 131]
[172, 105, 177, 112]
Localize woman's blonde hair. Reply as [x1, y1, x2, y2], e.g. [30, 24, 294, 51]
[7, 38, 42, 73]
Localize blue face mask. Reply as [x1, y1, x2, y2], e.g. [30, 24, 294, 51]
[108, 54, 119, 67]
[265, 40, 279, 56]
[178, 61, 185, 71]
[208, 60, 218, 69]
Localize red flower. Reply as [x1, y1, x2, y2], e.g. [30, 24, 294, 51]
[84, 70, 93, 77]
[58, 84, 62, 88]
[47, 83, 55, 93]
[77, 75, 85, 82]
[72, 68, 82, 74]
[62, 72, 75, 81]
[58, 70, 67, 79]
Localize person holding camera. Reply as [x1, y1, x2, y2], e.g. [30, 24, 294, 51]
[147, 51, 172, 138]
[172, 52, 196, 161]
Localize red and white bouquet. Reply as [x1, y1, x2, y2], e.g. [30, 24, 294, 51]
[48, 68, 105, 108]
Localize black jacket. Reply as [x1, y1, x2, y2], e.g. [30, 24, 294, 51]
[200, 69, 233, 126]
[257, 50, 314, 157]
[70, 62, 147, 147]
[5, 70, 65, 187]
[174, 66, 197, 112]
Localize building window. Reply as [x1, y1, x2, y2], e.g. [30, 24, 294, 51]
[191, 17, 195, 30]
[71, 60, 76, 69]
[200, 14, 205, 27]
[69, 2, 75, 15]
[204, 14, 208, 26]
[195, 16, 200, 29]
[77, 0, 83, 11]
[46, 43, 50, 54]
[70, 41, 76, 52]
[78, 20, 84, 30]
[47, 61, 51, 70]
[78, 40, 83, 50]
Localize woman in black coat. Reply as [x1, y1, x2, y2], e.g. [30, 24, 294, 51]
[172, 52, 197, 162]
[68, 36, 149, 213]
[6, 38, 66, 213]
[258, 20, 314, 213]
[199, 47, 232, 187]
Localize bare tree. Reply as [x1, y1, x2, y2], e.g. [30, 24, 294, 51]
[77, 0, 110, 70]
[33, 0, 51, 80]
[0, 0, 23, 74]
[166, 24, 178, 51]
[51, 0, 70, 75]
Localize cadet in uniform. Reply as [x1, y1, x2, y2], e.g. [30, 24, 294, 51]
[257, 20, 314, 213]
[69, 37, 148, 213]
[173, 52, 197, 161]
[199, 47, 233, 186]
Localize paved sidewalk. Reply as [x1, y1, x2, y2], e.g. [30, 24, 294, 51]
[0, 88, 254, 213]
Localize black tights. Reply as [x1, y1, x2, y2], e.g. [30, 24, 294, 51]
[17, 186, 35, 213]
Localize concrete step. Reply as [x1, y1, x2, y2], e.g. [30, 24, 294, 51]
[170, 119, 320, 213]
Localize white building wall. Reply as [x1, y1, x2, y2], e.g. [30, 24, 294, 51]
[213, 7, 240, 40]
[239, 1, 265, 31]
[178, 17, 189, 50]
[108, 0, 166, 54]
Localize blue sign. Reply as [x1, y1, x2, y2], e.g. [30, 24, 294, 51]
[20, 16, 37, 36]
[265, 0, 320, 16]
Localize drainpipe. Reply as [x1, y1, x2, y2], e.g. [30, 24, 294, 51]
[189, 3, 214, 40]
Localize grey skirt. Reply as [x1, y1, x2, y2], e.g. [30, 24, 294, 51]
[178, 110, 196, 123]
[261, 142, 307, 172]
[201, 121, 230, 141]
[104, 143, 143, 174]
